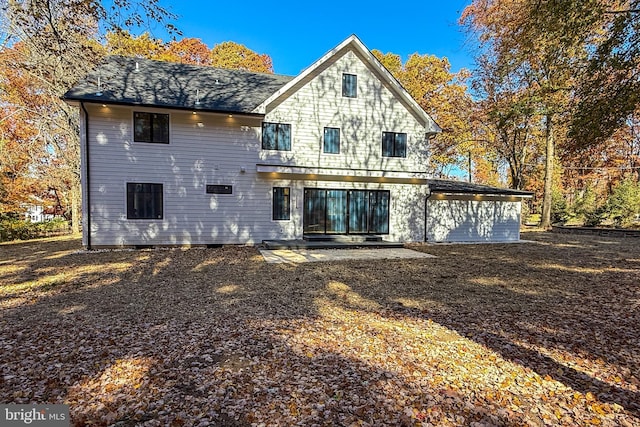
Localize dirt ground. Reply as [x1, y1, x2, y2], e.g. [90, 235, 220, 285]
[0, 232, 638, 426]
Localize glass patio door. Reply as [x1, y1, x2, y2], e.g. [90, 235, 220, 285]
[303, 188, 390, 235]
[326, 190, 347, 233]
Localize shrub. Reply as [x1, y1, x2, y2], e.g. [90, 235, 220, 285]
[607, 178, 640, 227]
[551, 189, 570, 224]
[0, 217, 70, 242]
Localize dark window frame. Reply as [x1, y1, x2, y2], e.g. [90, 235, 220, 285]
[206, 185, 233, 194]
[272, 187, 291, 221]
[127, 182, 163, 220]
[133, 111, 170, 144]
[323, 127, 341, 154]
[303, 188, 390, 235]
[382, 131, 407, 158]
[262, 122, 292, 151]
[342, 73, 357, 98]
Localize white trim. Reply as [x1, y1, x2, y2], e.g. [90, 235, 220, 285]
[256, 163, 428, 180]
[253, 35, 442, 133]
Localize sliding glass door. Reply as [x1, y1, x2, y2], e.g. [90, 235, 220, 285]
[303, 188, 390, 235]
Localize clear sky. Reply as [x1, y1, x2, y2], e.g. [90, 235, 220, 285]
[148, 0, 475, 76]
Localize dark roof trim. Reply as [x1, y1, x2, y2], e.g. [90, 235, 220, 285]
[64, 99, 266, 118]
[427, 179, 534, 197]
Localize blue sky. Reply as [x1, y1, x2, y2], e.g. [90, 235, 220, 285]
[148, 0, 475, 76]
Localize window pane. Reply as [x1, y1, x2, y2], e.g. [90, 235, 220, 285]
[395, 133, 407, 157]
[382, 132, 394, 157]
[262, 123, 277, 150]
[273, 187, 290, 220]
[152, 113, 169, 143]
[348, 190, 369, 233]
[303, 189, 326, 233]
[326, 190, 347, 233]
[134, 112, 151, 142]
[278, 123, 291, 151]
[369, 191, 389, 234]
[342, 74, 357, 98]
[324, 127, 340, 154]
[127, 183, 163, 219]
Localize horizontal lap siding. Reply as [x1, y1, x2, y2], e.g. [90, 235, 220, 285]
[426, 199, 521, 242]
[262, 51, 429, 174]
[87, 105, 285, 246]
[260, 50, 430, 242]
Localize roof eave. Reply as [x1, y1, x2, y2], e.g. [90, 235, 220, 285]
[63, 97, 266, 118]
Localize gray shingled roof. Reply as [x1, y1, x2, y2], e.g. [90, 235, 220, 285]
[427, 179, 533, 196]
[64, 56, 294, 114]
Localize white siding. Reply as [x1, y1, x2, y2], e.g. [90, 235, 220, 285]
[83, 49, 432, 246]
[262, 50, 429, 174]
[426, 197, 522, 242]
[86, 104, 293, 246]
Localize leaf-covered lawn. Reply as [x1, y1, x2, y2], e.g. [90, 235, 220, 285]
[1, 232, 638, 426]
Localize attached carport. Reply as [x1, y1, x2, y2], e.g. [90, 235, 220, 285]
[425, 179, 533, 242]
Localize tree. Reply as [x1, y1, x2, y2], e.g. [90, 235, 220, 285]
[570, 2, 640, 147]
[462, 0, 601, 228]
[210, 41, 273, 73]
[105, 30, 166, 59]
[0, 0, 177, 231]
[166, 37, 212, 65]
[372, 50, 473, 175]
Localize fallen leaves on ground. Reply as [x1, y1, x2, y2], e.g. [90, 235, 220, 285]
[0, 232, 638, 426]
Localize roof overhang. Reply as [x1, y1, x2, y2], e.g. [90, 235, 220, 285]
[63, 98, 266, 118]
[427, 179, 534, 198]
[257, 163, 428, 184]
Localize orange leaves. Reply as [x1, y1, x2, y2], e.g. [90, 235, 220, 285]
[104, 32, 275, 73]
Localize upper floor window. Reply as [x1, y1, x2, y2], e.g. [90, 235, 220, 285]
[342, 74, 357, 98]
[323, 127, 340, 154]
[382, 132, 407, 158]
[134, 112, 169, 143]
[262, 122, 291, 151]
[127, 183, 163, 219]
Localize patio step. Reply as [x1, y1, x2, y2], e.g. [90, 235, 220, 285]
[303, 234, 384, 243]
[262, 239, 403, 250]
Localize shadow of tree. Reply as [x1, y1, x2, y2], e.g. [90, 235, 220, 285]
[1, 232, 639, 425]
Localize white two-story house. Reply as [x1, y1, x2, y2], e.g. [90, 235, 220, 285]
[64, 35, 531, 248]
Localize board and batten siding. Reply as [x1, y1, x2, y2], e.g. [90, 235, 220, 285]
[426, 196, 522, 242]
[84, 104, 296, 246]
[261, 50, 430, 174]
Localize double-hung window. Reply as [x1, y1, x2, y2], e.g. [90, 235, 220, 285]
[382, 131, 407, 158]
[323, 127, 340, 154]
[342, 74, 357, 98]
[273, 187, 291, 220]
[127, 183, 163, 219]
[262, 122, 291, 151]
[134, 112, 169, 143]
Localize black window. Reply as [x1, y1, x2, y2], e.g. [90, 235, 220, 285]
[262, 122, 291, 151]
[206, 185, 232, 194]
[342, 74, 357, 98]
[134, 112, 169, 143]
[323, 127, 340, 154]
[382, 132, 407, 158]
[273, 187, 290, 220]
[127, 183, 163, 219]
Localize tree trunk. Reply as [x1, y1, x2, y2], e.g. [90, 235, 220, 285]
[71, 181, 80, 234]
[540, 114, 555, 229]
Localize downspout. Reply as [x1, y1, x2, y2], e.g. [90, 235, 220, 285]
[424, 191, 432, 242]
[80, 102, 92, 250]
